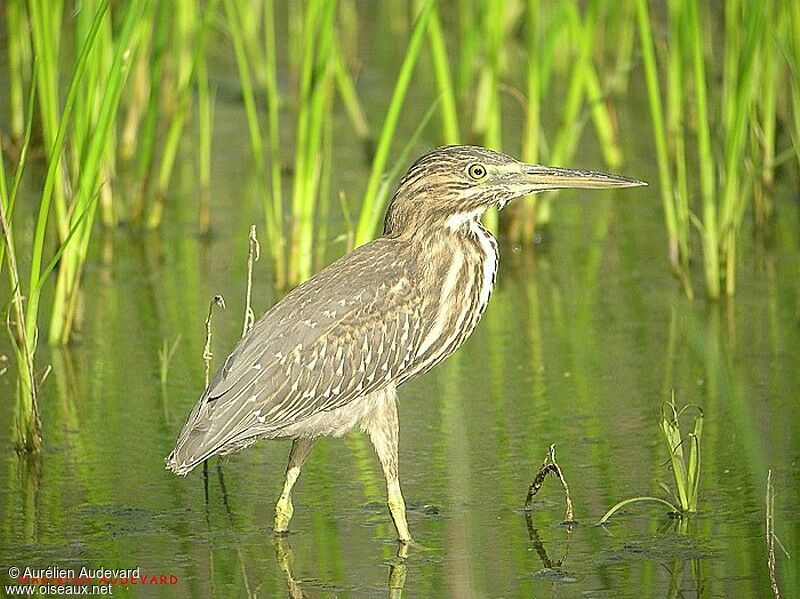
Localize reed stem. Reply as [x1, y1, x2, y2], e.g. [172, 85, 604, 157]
[354, 0, 436, 246]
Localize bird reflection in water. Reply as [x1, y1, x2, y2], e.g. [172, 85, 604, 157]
[274, 536, 410, 598]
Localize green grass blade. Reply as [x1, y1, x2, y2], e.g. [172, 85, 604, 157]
[427, 5, 460, 144]
[223, 0, 265, 174]
[48, 0, 146, 344]
[685, 0, 718, 298]
[0, 58, 37, 280]
[354, 0, 436, 246]
[596, 496, 679, 526]
[25, 0, 110, 348]
[263, 0, 285, 285]
[634, 0, 676, 250]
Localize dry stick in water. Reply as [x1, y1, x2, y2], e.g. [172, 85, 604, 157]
[242, 225, 260, 337]
[525, 445, 575, 522]
[766, 469, 781, 599]
[203, 295, 227, 387]
[202, 294, 226, 499]
[199, 292, 254, 594]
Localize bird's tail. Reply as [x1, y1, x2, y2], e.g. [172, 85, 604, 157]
[166, 382, 266, 475]
[164, 448, 199, 476]
[165, 399, 218, 476]
[165, 431, 229, 475]
[164, 441, 205, 475]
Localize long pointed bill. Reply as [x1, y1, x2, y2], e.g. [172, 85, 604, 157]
[519, 165, 647, 191]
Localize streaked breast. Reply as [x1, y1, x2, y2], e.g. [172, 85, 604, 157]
[401, 221, 499, 381]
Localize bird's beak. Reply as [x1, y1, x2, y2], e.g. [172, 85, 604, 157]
[519, 164, 647, 192]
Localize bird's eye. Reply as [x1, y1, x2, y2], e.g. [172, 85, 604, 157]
[467, 163, 487, 180]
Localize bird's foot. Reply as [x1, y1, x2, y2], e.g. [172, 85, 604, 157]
[398, 537, 436, 552]
[389, 508, 412, 544]
[274, 496, 294, 534]
[387, 482, 411, 544]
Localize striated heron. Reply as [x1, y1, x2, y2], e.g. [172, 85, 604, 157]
[166, 145, 645, 542]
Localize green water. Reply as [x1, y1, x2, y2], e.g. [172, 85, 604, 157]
[2, 12, 800, 599]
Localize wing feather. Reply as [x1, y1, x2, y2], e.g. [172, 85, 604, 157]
[167, 238, 423, 471]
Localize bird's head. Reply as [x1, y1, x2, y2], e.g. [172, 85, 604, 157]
[383, 145, 646, 235]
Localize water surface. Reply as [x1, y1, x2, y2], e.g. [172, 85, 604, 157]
[2, 8, 799, 598]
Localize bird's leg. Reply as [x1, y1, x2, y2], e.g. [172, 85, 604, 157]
[365, 389, 412, 543]
[274, 438, 315, 534]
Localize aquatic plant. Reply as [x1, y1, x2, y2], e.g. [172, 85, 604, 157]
[1, 1, 121, 450]
[524, 444, 574, 522]
[766, 470, 781, 599]
[158, 336, 183, 388]
[598, 395, 703, 524]
[0, 80, 40, 452]
[46, 1, 146, 345]
[353, 0, 437, 246]
[636, 0, 796, 299]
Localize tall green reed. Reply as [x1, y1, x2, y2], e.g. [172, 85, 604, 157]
[48, 1, 146, 345]
[534, 0, 621, 230]
[289, 0, 338, 283]
[717, 0, 764, 296]
[470, 0, 516, 233]
[427, 5, 461, 145]
[123, 1, 168, 223]
[222, 0, 332, 287]
[28, 0, 69, 242]
[637, 0, 791, 299]
[0, 73, 40, 451]
[496, 3, 624, 238]
[25, 0, 112, 354]
[146, 0, 201, 228]
[456, 0, 478, 106]
[513, 0, 541, 244]
[354, 0, 436, 246]
[686, 0, 718, 298]
[751, 3, 783, 229]
[262, 0, 286, 279]
[2, 0, 127, 449]
[196, 25, 216, 237]
[791, 4, 800, 172]
[117, 1, 215, 230]
[4, 1, 30, 143]
[635, 0, 692, 296]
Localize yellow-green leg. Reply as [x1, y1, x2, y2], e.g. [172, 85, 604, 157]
[274, 438, 315, 534]
[365, 387, 412, 543]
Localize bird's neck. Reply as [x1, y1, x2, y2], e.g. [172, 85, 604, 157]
[396, 211, 497, 260]
[393, 211, 499, 382]
[443, 207, 486, 232]
[407, 212, 500, 299]
[440, 211, 497, 250]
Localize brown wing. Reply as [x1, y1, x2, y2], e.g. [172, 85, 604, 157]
[167, 237, 424, 473]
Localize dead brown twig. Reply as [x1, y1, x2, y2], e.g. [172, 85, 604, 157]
[766, 469, 781, 599]
[242, 225, 260, 337]
[524, 444, 574, 522]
